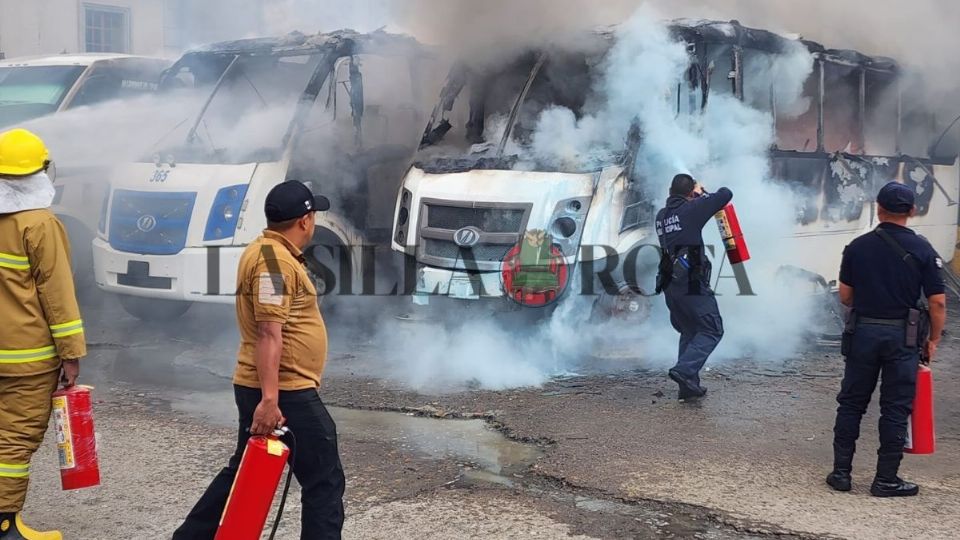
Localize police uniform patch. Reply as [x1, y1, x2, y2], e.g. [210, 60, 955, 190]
[258, 272, 284, 305]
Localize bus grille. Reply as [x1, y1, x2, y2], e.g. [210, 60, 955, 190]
[108, 190, 196, 255]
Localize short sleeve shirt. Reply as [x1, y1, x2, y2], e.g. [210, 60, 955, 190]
[839, 222, 946, 319]
[233, 230, 328, 390]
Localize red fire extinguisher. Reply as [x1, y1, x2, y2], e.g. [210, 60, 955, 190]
[905, 365, 935, 454]
[714, 204, 750, 264]
[51, 385, 100, 490]
[215, 428, 295, 540]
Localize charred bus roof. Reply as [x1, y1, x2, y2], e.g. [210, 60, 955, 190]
[669, 19, 898, 73]
[418, 18, 915, 171]
[188, 29, 429, 58]
[442, 18, 899, 93]
[160, 29, 430, 88]
[542, 19, 898, 72]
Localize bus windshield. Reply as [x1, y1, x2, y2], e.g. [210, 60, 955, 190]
[417, 49, 607, 173]
[0, 66, 87, 127]
[155, 52, 325, 165]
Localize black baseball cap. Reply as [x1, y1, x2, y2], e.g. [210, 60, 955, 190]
[264, 181, 330, 222]
[876, 182, 915, 214]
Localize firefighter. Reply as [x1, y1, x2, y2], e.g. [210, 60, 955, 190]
[0, 129, 86, 540]
[174, 181, 345, 540]
[827, 182, 947, 497]
[655, 174, 733, 400]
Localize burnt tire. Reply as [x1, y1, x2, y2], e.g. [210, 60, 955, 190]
[118, 295, 192, 321]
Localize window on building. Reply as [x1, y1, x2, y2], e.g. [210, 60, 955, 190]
[84, 5, 129, 53]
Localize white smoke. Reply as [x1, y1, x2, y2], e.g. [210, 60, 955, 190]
[380, 320, 554, 391]
[367, 8, 822, 392]
[20, 1, 945, 392]
[525, 8, 819, 364]
[20, 93, 202, 168]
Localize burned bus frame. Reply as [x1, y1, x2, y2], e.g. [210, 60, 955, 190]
[157, 30, 435, 292]
[159, 29, 430, 164]
[663, 21, 956, 230]
[403, 19, 958, 312]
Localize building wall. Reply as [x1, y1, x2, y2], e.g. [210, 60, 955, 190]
[0, 0, 172, 59]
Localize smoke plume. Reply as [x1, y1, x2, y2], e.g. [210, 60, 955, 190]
[24, 1, 958, 392]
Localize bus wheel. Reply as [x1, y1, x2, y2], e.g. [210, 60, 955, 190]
[118, 295, 193, 321]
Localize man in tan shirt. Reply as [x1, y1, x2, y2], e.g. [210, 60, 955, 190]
[174, 181, 344, 540]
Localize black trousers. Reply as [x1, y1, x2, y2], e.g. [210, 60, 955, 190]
[664, 280, 724, 386]
[173, 385, 345, 540]
[833, 323, 919, 457]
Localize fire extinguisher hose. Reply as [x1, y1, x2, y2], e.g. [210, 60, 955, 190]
[267, 428, 297, 540]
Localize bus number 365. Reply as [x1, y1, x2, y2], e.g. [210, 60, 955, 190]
[149, 170, 169, 183]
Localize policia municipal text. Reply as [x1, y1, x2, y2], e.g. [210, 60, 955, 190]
[0, 129, 86, 540]
[174, 181, 345, 539]
[827, 182, 948, 497]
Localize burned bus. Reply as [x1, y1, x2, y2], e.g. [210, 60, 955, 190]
[392, 19, 959, 320]
[92, 30, 436, 319]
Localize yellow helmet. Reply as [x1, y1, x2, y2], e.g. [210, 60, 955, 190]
[0, 129, 50, 177]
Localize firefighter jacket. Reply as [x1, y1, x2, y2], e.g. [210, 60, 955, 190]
[0, 209, 86, 376]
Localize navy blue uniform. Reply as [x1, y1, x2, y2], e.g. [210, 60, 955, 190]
[655, 188, 733, 388]
[834, 222, 945, 474]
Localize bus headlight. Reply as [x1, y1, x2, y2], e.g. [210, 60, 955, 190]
[204, 184, 249, 241]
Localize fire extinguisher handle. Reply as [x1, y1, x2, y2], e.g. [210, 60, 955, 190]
[272, 426, 290, 438]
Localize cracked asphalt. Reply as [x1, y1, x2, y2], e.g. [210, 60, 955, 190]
[18, 292, 960, 539]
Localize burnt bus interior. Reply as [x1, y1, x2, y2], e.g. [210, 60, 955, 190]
[417, 20, 958, 233]
[417, 37, 610, 173]
[672, 21, 958, 227]
[157, 30, 435, 242]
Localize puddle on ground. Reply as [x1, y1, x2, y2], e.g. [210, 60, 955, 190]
[166, 392, 541, 478]
[331, 407, 542, 476]
[140, 390, 782, 539]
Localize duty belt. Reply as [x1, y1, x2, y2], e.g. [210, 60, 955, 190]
[858, 317, 906, 327]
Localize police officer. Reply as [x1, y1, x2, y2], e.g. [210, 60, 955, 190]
[655, 174, 733, 400]
[826, 182, 947, 497]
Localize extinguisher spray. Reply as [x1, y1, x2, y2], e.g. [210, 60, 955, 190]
[215, 427, 296, 540]
[905, 365, 935, 454]
[51, 385, 101, 490]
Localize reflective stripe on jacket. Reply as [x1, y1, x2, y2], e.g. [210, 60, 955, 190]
[0, 209, 86, 376]
[0, 462, 30, 478]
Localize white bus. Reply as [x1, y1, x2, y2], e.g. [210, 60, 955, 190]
[392, 20, 959, 323]
[92, 31, 436, 320]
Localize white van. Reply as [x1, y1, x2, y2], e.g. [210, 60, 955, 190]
[0, 54, 171, 281]
[93, 31, 436, 320]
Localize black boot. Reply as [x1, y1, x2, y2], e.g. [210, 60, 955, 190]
[669, 369, 706, 400]
[826, 442, 854, 492]
[870, 453, 919, 497]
